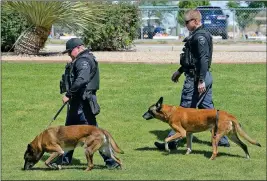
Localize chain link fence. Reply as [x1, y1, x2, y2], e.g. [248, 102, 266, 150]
[138, 6, 266, 42]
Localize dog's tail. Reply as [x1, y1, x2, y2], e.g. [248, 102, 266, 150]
[232, 118, 261, 147]
[102, 129, 124, 154]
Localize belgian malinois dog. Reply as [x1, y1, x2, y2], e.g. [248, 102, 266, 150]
[142, 97, 261, 160]
[23, 125, 124, 171]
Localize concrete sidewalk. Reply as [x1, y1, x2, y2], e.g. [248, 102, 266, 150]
[2, 43, 266, 64]
[2, 50, 266, 64]
[132, 44, 266, 52]
[42, 43, 266, 53]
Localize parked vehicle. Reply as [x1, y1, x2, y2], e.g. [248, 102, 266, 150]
[196, 6, 229, 39]
[139, 26, 155, 39]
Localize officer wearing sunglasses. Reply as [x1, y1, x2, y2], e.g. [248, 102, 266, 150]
[154, 10, 230, 150]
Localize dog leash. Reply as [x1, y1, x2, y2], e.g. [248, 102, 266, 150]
[196, 85, 220, 137]
[196, 83, 212, 108]
[46, 102, 68, 129]
[214, 110, 219, 137]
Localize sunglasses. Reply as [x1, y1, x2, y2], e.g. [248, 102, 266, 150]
[185, 19, 195, 24]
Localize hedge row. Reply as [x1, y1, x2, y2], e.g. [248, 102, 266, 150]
[82, 3, 140, 51]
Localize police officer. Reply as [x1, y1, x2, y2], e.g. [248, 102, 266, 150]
[54, 38, 120, 169]
[154, 10, 230, 150]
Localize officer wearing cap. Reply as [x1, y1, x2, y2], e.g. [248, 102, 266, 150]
[54, 38, 120, 169]
[154, 10, 230, 150]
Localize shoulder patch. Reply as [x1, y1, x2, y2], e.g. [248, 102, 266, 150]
[198, 36, 206, 46]
[81, 61, 89, 69]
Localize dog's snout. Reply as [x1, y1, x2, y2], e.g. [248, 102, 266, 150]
[23, 163, 29, 170]
[24, 161, 33, 170]
[142, 112, 147, 119]
[142, 112, 154, 120]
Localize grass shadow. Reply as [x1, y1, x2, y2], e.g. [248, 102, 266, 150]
[149, 129, 212, 146]
[135, 147, 161, 151]
[39, 155, 108, 171]
[170, 149, 244, 159]
[192, 136, 212, 146]
[138, 130, 242, 159]
[62, 164, 106, 170]
[135, 145, 244, 159]
[41, 155, 84, 166]
[149, 129, 171, 141]
[21, 167, 58, 171]
[21, 164, 106, 171]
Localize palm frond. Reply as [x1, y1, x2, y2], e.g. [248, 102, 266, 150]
[5, 1, 105, 31]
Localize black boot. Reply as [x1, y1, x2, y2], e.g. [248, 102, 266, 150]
[168, 141, 177, 149]
[154, 141, 177, 150]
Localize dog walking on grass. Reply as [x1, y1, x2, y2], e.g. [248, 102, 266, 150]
[143, 97, 261, 160]
[23, 125, 124, 171]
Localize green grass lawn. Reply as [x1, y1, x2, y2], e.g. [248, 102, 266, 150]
[2, 62, 266, 180]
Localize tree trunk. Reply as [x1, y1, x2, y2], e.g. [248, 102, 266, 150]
[14, 26, 50, 55]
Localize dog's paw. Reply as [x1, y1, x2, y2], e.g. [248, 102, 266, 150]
[45, 163, 61, 170]
[85, 167, 93, 171]
[185, 148, 192, 155]
[164, 148, 171, 154]
[164, 146, 170, 153]
[209, 155, 216, 160]
[57, 165, 62, 170]
[45, 162, 56, 169]
[164, 143, 170, 153]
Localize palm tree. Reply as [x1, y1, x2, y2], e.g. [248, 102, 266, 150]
[4, 1, 104, 55]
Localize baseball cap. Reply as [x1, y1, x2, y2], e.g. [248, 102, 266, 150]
[62, 38, 84, 54]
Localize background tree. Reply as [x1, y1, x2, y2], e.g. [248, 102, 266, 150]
[139, 0, 170, 28]
[138, 0, 169, 6]
[4, 1, 104, 55]
[177, 1, 210, 26]
[254, 10, 266, 34]
[245, 1, 267, 8]
[227, 1, 265, 39]
[1, 3, 29, 52]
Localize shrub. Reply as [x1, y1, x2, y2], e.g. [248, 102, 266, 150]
[1, 3, 29, 52]
[82, 2, 140, 51]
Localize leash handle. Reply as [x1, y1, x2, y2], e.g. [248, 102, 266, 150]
[196, 84, 212, 108]
[53, 102, 67, 120]
[46, 102, 68, 129]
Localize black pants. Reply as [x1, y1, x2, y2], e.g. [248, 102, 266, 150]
[65, 96, 96, 126]
[55, 95, 116, 166]
[168, 71, 229, 145]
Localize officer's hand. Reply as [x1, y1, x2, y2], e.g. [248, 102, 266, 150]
[62, 95, 69, 104]
[198, 81, 206, 94]
[171, 71, 181, 83]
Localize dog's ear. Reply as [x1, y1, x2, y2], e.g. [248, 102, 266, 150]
[27, 144, 33, 153]
[25, 144, 33, 159]
[156, 97, 163, 111]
